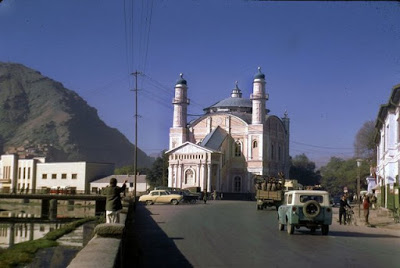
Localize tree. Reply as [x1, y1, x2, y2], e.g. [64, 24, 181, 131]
[289, 154, 321, 186]
[114, 165, 149, 175]
[146, 152, 169, 188]
[354, 120, 376, 163]
[320, 157, 370, 196]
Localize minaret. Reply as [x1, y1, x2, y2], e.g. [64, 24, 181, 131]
[251, 67, 267, 124]
[282, 110, 290, 178]
[169, 73, 190, 149]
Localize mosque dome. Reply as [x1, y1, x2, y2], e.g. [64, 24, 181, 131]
[254, 67, 265, 80]
[176, 73, 187, 85]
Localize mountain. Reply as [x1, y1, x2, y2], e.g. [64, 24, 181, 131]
[0, 62, 153, 168]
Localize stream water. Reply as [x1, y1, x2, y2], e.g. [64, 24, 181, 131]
[0, 201, 99, 267]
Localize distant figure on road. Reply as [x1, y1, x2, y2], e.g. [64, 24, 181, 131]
[203, 191, 207, 204]
[213, 190, 217, 200]
[363, 195, 370, 225]
[339, 195, 351, 225]
[103, 178, 127, 223]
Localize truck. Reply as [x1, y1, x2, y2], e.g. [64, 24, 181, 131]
[255, 174, 285, 211]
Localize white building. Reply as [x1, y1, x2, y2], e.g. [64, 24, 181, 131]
[0, 154, 114, 194]
[375, 83, 400, 208]
[90, 174, 149, 195]
[166, 68, 290, 195]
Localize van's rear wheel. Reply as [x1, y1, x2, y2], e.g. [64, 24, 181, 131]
[171, 199, 179, 205]
[146, 200, 153, 205]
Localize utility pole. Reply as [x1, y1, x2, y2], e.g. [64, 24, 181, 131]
[132, 70, 141, 210]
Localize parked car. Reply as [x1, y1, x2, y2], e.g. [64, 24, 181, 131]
[139, 190, 183, 205]
[170, 190, 200, 204]
[278, 190, 332, 235]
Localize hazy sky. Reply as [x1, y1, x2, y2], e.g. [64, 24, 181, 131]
[1, 0, 399, 167]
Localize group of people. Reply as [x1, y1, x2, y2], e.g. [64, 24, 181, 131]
[255, 177, 284, 191]
[339, 193, 375, 225]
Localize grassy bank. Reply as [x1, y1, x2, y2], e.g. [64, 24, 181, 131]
[0, 216, 102, 268]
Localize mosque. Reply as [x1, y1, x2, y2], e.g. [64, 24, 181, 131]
[165, 68, 290, 195]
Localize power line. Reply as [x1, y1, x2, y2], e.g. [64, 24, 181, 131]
[291, 140, 353, 150]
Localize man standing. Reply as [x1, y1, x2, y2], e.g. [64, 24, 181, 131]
[103, 178, 127, 223]
[363, 195, 370, 225]
[339, 195, 351, 225]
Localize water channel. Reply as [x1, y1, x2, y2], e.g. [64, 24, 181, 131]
[0, 200, 99, 267]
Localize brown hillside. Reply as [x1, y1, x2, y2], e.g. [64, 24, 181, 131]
[0, 62, 153, 168]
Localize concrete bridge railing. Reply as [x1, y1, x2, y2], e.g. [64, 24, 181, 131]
[67, 198, 133, 268]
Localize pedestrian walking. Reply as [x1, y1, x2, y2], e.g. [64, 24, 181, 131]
[203, 191, 207, 204]
[370, 194, 377, 209]
[103, 178, 127, 223]
[363, 195, 370, 225]
[213, 190, 217, 200]
[339, 195, 351, 225]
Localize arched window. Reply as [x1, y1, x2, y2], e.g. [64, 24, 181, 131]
[235, 141, 242, 157]
[252, 140, 258, 148]
[234, 176, 241, 192]
[185, 169, 194, 185]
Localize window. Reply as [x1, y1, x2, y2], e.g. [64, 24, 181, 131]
[278, 145, 281, 161]
[61, 173, 67, 179]
[28, 168, 31, 179]
[300, 195, 323, 203]
[42, 174, 47, 179]
[52, 174, 57, 179]
[185, 169, 195, 184]
[151, 192, 160, 196]
[234, 176, 241, 192]
[235, 141, 242, 157]
[271, 144, 274, 159]
[160, 191, 167, 196]
[253, 140, 258, 148]
[287, 194, 293, 205]
[18, 168, 21, 179]
[72, 174, 77, 179]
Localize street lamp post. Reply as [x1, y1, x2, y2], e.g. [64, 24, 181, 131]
[356, 159, 363, 218]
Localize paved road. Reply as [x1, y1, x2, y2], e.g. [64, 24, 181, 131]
[128, 201, 400, 268]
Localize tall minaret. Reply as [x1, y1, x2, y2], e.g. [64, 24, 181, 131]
[251, 67, 267, 124]
[169, 73, 190, 149]
[282, 110, 290, 178]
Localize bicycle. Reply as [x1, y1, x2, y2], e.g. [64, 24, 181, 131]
[345, 207, 356, 225]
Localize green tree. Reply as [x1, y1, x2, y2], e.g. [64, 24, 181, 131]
[289, 154, 321, 186]
[354, 120, 376, 164]
[146, 152, 169, 188]
[114, 165, 149, 175]
[320, 157, 370, 196]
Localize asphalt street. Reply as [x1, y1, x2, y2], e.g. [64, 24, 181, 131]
[128, 200, 400, 268]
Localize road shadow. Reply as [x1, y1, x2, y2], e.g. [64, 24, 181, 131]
[329, 231, 400, 238]
[122, 203, 192, 268]
[294, 229, 399, 238]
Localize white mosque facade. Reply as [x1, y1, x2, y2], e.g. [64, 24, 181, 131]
[166, 68, 290, 195]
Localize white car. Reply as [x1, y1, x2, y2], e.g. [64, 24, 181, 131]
[138, 190, 183, 205]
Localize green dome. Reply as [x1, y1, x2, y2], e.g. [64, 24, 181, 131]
[176, 73, 187, 85]
[254, 67, 265, 79]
